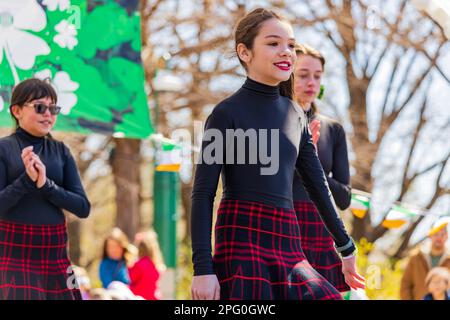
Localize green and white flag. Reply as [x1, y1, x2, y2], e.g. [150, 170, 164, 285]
[155, 138, 182, 172]
[0, 0, 152, 138]
[350, 193, 371, 218]
[382, 205, 420, 229]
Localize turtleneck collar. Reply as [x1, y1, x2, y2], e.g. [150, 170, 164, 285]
[16, 126, 46, 145]
[305, 108, 315, 121]
[242, 77, 280, 98]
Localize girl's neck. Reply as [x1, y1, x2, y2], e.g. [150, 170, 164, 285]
[298, 101, 312, 112]
[246, 72, 280, 87]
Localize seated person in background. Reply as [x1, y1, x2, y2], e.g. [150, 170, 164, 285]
[99, 227, 131, 288]
[128, 229, 166, 300]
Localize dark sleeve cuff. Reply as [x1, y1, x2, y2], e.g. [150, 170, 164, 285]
[341, 245, 356, 257]
[192, 251, 215, 276]
[193, 267, 215, 276]
[22, 173, 37, 190]
[335, 238, 356, 257]
[39, 178, 55, 193]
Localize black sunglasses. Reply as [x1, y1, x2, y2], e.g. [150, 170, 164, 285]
[25, 103, 61, 115]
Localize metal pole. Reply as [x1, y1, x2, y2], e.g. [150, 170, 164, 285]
[152, 74, 179, 298]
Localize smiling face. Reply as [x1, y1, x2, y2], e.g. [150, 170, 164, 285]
[237, 18, 296, 86]
[11, 96, 57, 137]
[294, 54, 324, 107]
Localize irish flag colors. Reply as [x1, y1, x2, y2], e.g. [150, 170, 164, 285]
[382, 205, 420, 229]
[155, 140, 182, 172]
[350, 193, 371, 218]
[349, 190, 433, 230]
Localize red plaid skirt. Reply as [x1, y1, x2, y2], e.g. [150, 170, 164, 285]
[213, 199, 342, 300]
[0, 220, 82, 300]
[294, 201, 349, 292]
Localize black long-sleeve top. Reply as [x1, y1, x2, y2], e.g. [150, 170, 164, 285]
[0, 127, 90, 224]
[293, 112, 351, 210]
[191, 78, 355, 276]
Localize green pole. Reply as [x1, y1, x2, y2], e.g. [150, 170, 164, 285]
[153, 170, 179, 268]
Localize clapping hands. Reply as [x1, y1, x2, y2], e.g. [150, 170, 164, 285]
[21, 146, 46, 188]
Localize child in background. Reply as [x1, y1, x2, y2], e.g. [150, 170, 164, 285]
[128, 229, 166, 300]
[423, 267, 450, 300]
[99, 227, 131, 288]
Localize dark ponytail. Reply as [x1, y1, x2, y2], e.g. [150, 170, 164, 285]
[279, 73, 295, 100]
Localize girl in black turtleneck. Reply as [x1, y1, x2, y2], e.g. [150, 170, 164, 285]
[293, 44, 352, 293]
[0, 78, 90, 300]
[190, 8, 364, 300]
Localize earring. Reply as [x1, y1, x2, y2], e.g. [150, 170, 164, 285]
[318, 85, 325, 100]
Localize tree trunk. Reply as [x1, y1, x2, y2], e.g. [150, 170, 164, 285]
[393, 215, 425, 259]
[347, 73, 378, 241]
[111, 138, 142, 240]
[67, 217, 81, 265]
[65, 136, 88, 266]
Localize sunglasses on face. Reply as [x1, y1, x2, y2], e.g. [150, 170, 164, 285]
[25, 103, 61, 115]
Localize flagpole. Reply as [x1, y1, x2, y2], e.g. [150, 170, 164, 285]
[151, 54, 183, 299]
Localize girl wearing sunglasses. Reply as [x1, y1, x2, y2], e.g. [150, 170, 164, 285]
[0, 78, 90, 300]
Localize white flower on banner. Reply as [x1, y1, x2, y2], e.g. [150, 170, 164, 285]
[53, 19, 78, 50]
[0, 0, 50, 83]
[42, 0, 71, 12]
[34, 69, 79, 115]
[34, 69, 53, 81]
[0, 96, 4, 112]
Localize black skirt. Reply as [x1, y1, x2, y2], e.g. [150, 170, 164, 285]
[0, 220, 82, 300]
[294, 201, 349, 292]
[213, 199, 342, 300]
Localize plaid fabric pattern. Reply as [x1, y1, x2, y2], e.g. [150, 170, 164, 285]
[213, 199, 342, 300]
[0, 220, 81, 300]
[294, 200, 350, 292]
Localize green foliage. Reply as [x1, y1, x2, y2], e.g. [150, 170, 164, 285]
[0, 0, 152, 138]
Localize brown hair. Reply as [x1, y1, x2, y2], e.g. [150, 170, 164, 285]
[136, 229, 166, 273]
[102, 227, 131, 263]
[9, 78, 57, 128]
[234, 8, 295, 100]
[295, 44, 326, 115]
[425, 267, 450, 288]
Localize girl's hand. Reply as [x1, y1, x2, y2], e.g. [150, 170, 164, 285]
[191, 274, 220, 300]
[309, 119, 321, 147]
[341, 254, 366, 290]
[31, 154, 47, 188]
[22, 146, 38, 182]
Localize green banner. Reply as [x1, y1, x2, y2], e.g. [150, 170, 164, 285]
[0, 0, 152, 138]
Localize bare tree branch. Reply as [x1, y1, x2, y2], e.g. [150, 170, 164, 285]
[379, 48, 403, 116]
[172, 36, 231, 57]
[398, 90, 430, 199]
[394, 155, 450, 258]
[407, 155, 450, 188]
